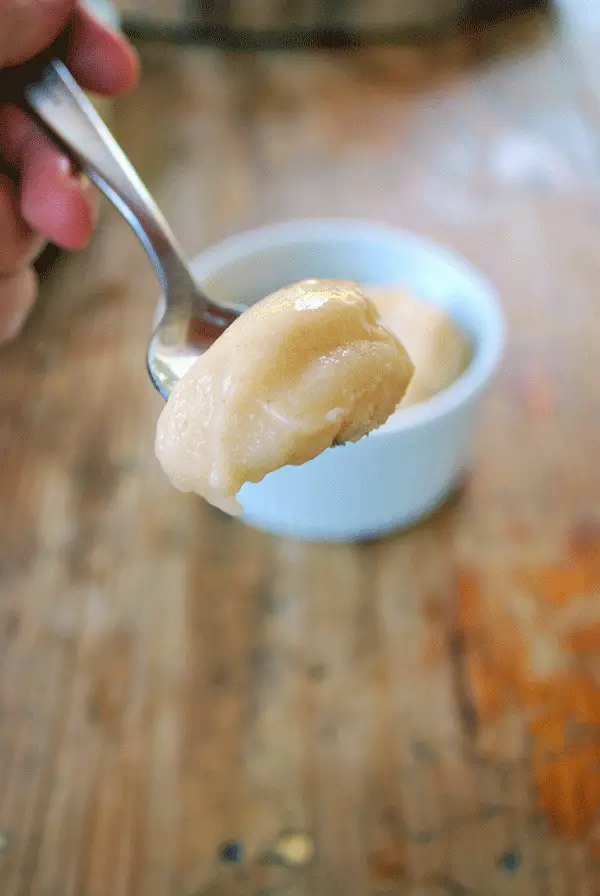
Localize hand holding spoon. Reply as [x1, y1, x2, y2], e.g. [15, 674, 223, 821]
[3, 40, 238, 398]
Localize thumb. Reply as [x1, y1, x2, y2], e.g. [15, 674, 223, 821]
[0, 0, 76, 68]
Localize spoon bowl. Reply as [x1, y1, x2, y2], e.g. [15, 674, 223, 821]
[147, 293, 240, 398]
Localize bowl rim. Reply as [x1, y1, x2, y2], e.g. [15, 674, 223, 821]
[187, 218, 506, 436]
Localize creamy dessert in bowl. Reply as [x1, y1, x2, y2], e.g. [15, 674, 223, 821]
[152, 220, 504, 541]
[155, 279, 415, 514]
[364, 287, 471, 411]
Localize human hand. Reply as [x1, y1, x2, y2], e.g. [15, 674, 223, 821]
[0, 0, 138, 343]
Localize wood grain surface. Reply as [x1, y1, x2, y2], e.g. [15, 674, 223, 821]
[2, 3, 600, 894]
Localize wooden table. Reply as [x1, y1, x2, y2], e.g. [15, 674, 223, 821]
[2, 3, 600, 894]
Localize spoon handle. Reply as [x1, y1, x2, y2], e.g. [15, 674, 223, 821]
[23, 57, 190, 298]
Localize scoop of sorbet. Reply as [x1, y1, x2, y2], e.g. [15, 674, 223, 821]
[155, 279, 414, 514]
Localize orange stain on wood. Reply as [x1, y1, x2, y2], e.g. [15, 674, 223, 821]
[534, 738, 600, 838]
[455, 546, 600, 841]
[568, 516, 600, 577]
[514, 564, 598, 607]
[563, 621, 600, 654]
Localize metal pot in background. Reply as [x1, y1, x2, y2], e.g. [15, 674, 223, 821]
[120, 0, 551, 46]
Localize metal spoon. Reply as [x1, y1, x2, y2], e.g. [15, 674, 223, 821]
[13, 56, 239, 399]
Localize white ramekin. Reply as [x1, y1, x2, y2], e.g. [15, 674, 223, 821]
[159, 220, 505, 541]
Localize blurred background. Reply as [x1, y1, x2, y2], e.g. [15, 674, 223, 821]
[116, 0, 548, 42]
[5, 1, 600, 894]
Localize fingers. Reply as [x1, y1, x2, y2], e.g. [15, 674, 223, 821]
[0, 0, 138, 100]
[0, 1, 139, 346]
[0, 173, 44, 346]
[21, 148, 98, 250]
[0, 174, 44, 272]
[68, 4, 139, 96]
[0, 266, 37, 344]
[0, 105, 97, 249]
[0, 1, 139, 96]
[0, 0, 138, 300]
[0, 0, 75, 67]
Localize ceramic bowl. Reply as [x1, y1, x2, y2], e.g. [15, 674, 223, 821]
[157, 219, 505, 541]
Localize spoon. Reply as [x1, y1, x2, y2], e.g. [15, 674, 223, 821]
[3, 45, 239, 399]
